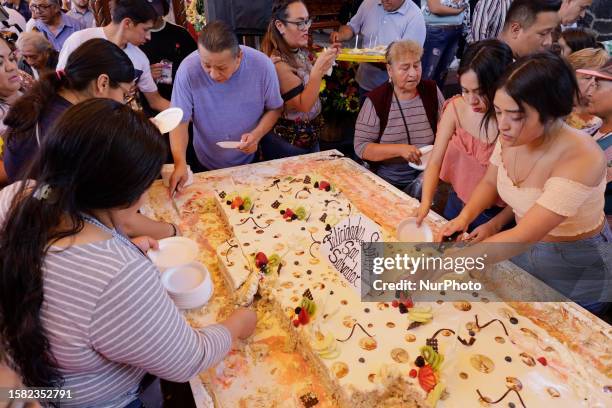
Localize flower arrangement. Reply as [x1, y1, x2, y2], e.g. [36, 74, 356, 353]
[319, 61, 361, 115]
[186, 0, 207, 32]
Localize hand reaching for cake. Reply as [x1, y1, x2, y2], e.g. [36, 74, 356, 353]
[222, 308, 258, 340]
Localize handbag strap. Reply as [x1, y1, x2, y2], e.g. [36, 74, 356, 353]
[393, 91, 412, 146]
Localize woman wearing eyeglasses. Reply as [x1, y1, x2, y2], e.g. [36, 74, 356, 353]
[260, 0, 339, 160]
[2, 38, 134, 184]
[3, 38, 179, 240]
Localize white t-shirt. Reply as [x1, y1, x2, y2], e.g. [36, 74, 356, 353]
[57, 27, 157, 93]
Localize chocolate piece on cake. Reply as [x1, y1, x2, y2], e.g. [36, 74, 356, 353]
[299, 392, 319, 407]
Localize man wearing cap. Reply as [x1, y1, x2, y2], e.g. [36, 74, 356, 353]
[57, 0, 170, 112]
[168, 21, 283, 193]
[329, 0, 426, 102]
[25, 0, 86, 51]
[580, 59, 612, 218]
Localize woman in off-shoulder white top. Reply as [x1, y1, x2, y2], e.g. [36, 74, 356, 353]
[441, 54, 611, 314]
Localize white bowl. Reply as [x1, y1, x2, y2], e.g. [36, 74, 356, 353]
[397, 217, 433, 242]
[408, 145, 434, 171]
[161, 262, 214, 309]
[148, 236, 199, 272]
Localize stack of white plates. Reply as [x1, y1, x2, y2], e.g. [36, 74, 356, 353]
[161, 262, 214, 309]
[148, 237, 199, 272]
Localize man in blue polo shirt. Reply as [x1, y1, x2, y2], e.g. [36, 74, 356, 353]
[26, 0, 85, 51]
[168, 21, 283, 193]
[330, 0, 426, 99]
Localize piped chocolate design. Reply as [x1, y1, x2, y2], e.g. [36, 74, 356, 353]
[476, 388, 526, 408]
[337, 323, 374, 342]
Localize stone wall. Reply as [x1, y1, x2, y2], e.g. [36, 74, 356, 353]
[584, 0, 612, 41]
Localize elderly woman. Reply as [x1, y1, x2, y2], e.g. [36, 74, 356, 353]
[354, 40, 444, 196]
[565, 47, 609, 134]
[16, 31, 59, 80]
[260, 0, 338, 159]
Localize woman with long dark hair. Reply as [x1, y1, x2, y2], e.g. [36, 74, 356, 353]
[0, 99, 256, 407]
[417, 40, 514, 237]
[2, 38, 135, 183]
[260, 0, 338, 159]
[441, 53, 610, 314]
[0, 32, 27, 184]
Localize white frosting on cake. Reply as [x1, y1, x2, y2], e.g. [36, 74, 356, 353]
[214, 174, 609, 407]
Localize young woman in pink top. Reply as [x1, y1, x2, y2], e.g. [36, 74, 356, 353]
[441, 53, 610, 314]
[417, 40, 513, 234]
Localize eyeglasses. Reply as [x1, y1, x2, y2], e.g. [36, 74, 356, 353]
[117, 83, 136, 104]
[281, 18, 312, 31]
[587, 76, 612, 91]
[29, 4, 54, 12]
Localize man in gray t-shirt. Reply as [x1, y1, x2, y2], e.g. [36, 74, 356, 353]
[169, 21, 283, 193]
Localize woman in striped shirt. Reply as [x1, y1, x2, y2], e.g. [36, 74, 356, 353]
[0, 99, 256, 407]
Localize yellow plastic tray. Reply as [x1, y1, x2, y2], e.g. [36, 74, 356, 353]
[336, 48, 386, 63]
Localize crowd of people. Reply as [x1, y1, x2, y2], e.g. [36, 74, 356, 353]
[0, 0, 610, 406]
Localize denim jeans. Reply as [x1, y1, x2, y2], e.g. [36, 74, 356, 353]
[443, 189, 505, 231]
[511, 222, 612, 314]
[259, 132, 320, 161]
[422, 25, 463, 89]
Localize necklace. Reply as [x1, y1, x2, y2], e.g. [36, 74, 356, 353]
[509, 140, 551, 187]
[81, 213, 146, 257]
[509, 122, 562, 187]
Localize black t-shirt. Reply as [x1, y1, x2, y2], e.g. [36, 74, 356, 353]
[139, 21, 197, 105]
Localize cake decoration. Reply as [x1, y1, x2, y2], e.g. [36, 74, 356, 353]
[336, 322, 374, 342]
[295, 188, 311, 199]
[505, 377, 523, 391]
[417, 365, 437, 393]
[476, 388, 527, 408]
[420, 345, 444, 370]
[475, 315, 510, 336]
[407, 306, 433, 324]
[299, 392, 319, 408]
[237, 216, 269, 229]
[470, 354, 495, 373]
